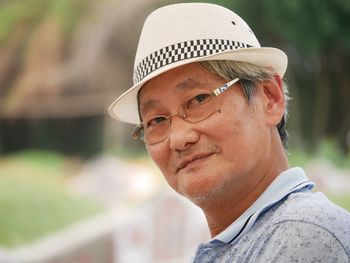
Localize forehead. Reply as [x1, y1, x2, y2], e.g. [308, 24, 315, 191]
[138, 63, 219, 112]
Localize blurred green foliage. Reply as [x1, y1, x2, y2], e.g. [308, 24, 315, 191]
[288, 139, 350, 169]
[201, 0, 350, 51]
[0, 0, 47, 44]
[0, 0, 87, 45]
[0, 150, 104, 248]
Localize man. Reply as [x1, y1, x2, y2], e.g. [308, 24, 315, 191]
[109, 3, 350, 262]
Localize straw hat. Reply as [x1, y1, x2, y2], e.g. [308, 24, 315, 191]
[108, 3, 288, 124]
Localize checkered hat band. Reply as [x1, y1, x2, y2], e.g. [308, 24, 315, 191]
[133, 39, 253, 84]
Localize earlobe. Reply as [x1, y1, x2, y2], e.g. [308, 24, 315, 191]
[262, 75, 285, 126]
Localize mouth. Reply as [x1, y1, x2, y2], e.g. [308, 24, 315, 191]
[176, 153, 214, 174]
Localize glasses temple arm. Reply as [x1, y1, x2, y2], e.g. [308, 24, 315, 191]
[211, 78, 240, 96]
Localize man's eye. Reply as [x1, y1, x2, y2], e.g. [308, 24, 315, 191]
[146, 116, 167, 128]
[186, 93, 211, 109]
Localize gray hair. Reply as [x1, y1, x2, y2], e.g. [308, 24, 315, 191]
[199, 60, 290, 147]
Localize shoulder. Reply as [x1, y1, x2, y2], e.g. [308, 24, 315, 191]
[260, 191, 350, 259]
[247, 219, 350, 262]
[222, 191, 350, 262]
[272, 191, 350, 237]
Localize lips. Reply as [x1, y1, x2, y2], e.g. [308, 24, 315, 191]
[175, 153, 213, 173]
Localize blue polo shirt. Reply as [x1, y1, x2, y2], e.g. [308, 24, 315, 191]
[193, 167, 350, 262]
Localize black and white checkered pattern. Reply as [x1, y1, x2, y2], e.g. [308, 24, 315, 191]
[133, 39, 253, 84]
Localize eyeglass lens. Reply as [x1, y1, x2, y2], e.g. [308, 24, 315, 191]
[136, 91, 217, 144]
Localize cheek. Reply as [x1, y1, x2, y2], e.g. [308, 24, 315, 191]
[147, 145, 164, 168]
[214, 101, 266, 159]
[212, 101, 245, 139]
[147, 145, 173, 179]
[150, 148, 180, 192]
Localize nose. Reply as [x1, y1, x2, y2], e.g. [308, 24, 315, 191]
[168, 116, 199, 151]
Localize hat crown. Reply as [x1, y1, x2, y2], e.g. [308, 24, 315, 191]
[133, 3, 260, 84]
[108, 3, 287, 124]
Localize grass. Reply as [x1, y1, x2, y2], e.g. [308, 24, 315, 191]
[326, 193, 350, 212]
[0, 150, 104, 248]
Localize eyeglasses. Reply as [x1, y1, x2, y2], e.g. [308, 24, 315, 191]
[132, 78, 240, 145]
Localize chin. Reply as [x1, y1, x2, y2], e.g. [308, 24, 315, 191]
[182, 182, 226, 207]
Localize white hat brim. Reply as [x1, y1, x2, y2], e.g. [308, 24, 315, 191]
[108, 46, 287, 124]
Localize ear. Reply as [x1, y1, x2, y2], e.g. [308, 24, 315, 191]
[260, 75, 285, 126]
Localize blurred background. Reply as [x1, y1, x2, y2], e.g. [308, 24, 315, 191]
[0, 0, 349, 262]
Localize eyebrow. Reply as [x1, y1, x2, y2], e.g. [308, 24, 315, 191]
[174, 78, 205, 92]
[140, 99, 161, 117]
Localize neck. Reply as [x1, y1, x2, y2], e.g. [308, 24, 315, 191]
[201, 143, 289, 237]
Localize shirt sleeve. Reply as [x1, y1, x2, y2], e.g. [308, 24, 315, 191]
[251, 220, 349, 263]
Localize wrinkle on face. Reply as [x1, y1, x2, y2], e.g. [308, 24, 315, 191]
[169, 144, 221, 173]
[174, 78, 204, 92]
[139, 99, 165, 119]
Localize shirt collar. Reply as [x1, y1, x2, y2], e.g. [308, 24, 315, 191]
[213, 167, 315, 244]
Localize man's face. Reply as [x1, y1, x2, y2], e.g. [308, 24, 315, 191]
[139, 63, 274, 206]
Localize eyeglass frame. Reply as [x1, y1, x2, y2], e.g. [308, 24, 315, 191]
[132, 78, 240, 144]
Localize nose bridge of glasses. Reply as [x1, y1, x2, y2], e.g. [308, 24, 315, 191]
[167, 110, 196, 142]
[167, 111, 187, 125]
[177, 103, 188, 120]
